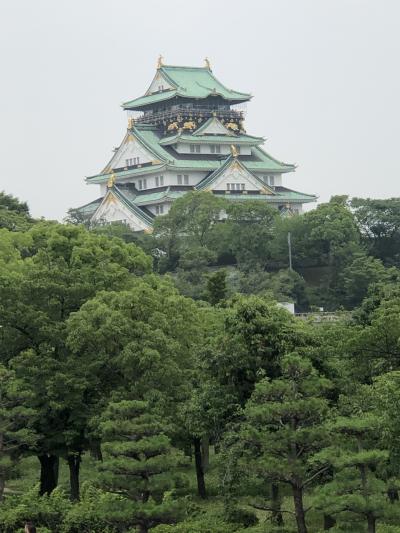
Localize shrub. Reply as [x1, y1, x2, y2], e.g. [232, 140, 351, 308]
[0, 485, 70, 533]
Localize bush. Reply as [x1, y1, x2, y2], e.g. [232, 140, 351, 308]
[225, 506, 258, 527]
[0, 485, 70, 533]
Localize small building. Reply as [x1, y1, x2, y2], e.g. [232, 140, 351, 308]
[76, 58, 316, 231]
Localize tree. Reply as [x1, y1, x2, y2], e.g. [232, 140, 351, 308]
[0, 191, 33, 232]
[314, 415, 389, 533]
[205, 270, 227, 305]
[99, 399, 184, 533]
[241, 354, 331, 533]
[152, 192, 226, 272]
[178, 377, 237, 499]
[225, 200, 278, 269]
[0, 365, 37, 499]
[350, 295, 400, 381]
[0, 223, 152, 498]
[339, 253, 399, 308]
[351, 197, 400, 266]
[370, 371, 400, 501]
[209, 295, 311, 405]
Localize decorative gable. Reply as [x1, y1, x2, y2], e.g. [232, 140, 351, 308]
[106, 133, 155, 171]
[91, 191, 152, 232]
[193, 116, 235, 136]
[197, 158, 275, 194]
[146, 71, 174, 95]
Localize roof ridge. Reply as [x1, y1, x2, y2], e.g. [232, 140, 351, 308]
[161, 65, 209, 70]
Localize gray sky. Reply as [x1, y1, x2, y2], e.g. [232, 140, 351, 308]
[0, 0, 399, 220]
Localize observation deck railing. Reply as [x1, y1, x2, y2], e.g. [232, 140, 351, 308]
[130, 104, 246, 125]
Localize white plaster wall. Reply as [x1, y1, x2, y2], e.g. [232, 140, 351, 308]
[171, 171, 208, 186]
[111, 136, 154, 169]
[92, 194, 150, 231]
[174, 143, 251, 156]
[211, 163, 266, 192]
[256, 173, 283, 186]
[146, 201, 173, 215]
[146, 72, 173, 94]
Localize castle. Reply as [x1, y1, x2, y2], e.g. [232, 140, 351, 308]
[76, 58, 316, 231]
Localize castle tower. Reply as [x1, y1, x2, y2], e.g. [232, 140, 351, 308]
[76, 59, 316, 230]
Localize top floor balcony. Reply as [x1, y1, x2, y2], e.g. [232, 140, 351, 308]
[128, 103, 246, 126]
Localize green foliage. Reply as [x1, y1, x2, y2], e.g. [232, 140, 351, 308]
[0, 191, 33, 231]
[225, 201, 278, 269]
[3, 190, 400, 533]
[339, 253, 399, 308]
[209, 295, 311, 404]
[314, 414, 391, 531]
[0, 486, 70, 533]
[99, 400, 185, 531]
[351, 197, 400, 266]
[206, 269, 228, 305]
[0, 365, 37, 496]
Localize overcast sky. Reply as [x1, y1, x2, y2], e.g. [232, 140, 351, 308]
[0, 0, 399, 220]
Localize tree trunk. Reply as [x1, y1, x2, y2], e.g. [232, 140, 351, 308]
[0, 476, 5, 501]
[89, 440, 103, 462]
[193, 437, 207, 499]
[271, 483, 283, 525]
[38, 454, 59, 496]
[292, 484, 308, 533]
[138, 523, 148, 533]
[388, 487, 399, 503]
[67, 453, 81, 501]
[323, 513, 336, 530]
[201, 435, 209, 472]
[367, 514, 376, 533]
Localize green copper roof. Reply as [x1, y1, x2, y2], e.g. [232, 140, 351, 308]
[86, 163, 167, 184]
[86, 124, 296, 185]
[159, 133, 264, 146]
[135, 190, 186, 205]
[74, 198, 102, 216]
[111, 186, 154, 224]
[136, 126, 294, 172]
[193, 116, 234, 136]
[224, 190, 316, 203]
[123, 65, 251, 110]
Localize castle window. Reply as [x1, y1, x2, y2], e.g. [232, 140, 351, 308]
[184, 175, 189, 185]
[269, 175, 275, 186]
[177, 174, 182, 185]
[160, 175, 164, 186]
[190, 144, 200, 153]
[126, 157, 139, 167]
[227, 183, 245, 191]
[155, 204, 164, 215]
[138, 178, 147, 190]
[210, 144, 221, 154]
[155, 176, 159, 187]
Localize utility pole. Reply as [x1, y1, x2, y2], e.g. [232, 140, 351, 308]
[288, 232, 292, 271]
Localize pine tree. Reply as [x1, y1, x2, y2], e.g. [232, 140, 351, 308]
[99, 400, 184, 533]
[0, 365, 36, 499]
[314, 415, 389, 533]
[242, 353, 331, 533]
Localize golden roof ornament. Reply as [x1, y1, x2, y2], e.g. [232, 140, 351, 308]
[127, 117, 135, 129]
[230, 145, 239, 158]
[204, 57, 211, 70]
[107, 172, 116, 188]
[157, 54, 164, 69]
